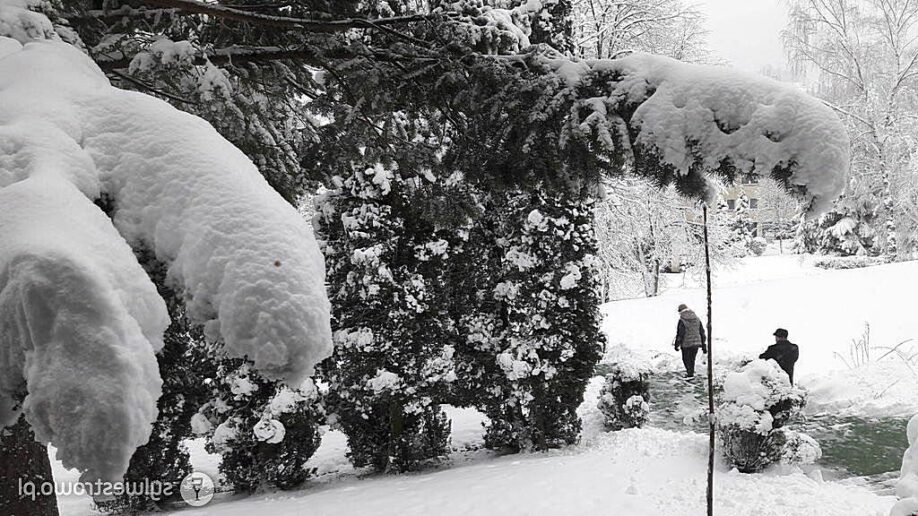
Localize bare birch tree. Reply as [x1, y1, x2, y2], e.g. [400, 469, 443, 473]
[785, 0, 918, 259]
[572, 0, 709, 61]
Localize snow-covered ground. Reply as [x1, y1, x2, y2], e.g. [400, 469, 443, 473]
[605, 253, 918, 418]
[50, 254, 914, 515]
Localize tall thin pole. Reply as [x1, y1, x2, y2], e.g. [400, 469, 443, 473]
[703, 203, 714, 516]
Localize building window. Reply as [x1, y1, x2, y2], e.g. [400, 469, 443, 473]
[727, 199, 736, 210]
[750, 198, 759, 209]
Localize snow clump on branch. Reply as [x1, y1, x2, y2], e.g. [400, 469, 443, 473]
[0, 3, 331, 483]
[546, 53, 850, 215]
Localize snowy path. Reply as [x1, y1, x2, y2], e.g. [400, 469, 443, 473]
[163, 426, 893, 516]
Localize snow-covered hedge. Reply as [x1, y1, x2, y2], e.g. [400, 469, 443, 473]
[812, 255, 889, 270]
[716, 360, 818, 473]
[597, 363, 651, 431]
[0, 18, 331, 483]
[892, 414, 918, 516]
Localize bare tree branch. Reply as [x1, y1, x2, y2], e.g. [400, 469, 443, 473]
[140, 0, 428, 32]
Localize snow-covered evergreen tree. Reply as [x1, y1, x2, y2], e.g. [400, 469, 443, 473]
[796, 191, 882, 257]
[711, 192, 766, 258]
[0, 13, 332, 502]
[315, 166, 460, 472]
[94, 250, 214, 512]
[453, 188, 605, 451]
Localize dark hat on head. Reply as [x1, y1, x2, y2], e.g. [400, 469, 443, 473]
[773, 328, 789, 338]
[678, 303, 688, 312]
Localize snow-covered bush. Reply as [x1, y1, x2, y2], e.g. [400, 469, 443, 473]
[716, 360, 812, 473]
[317, 165, 604, 459]
[597, 363, 651, 431]
[315, 167, 458, 472]
[749, 237, 768, 256]
[796, 194, 884, 257]
[197, 361, 323, 491]
[891, 414, 918, 516]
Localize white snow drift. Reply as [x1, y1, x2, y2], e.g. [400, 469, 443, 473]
[0, 5, 331, 483]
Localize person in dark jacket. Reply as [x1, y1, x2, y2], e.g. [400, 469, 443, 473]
[759, 328, 800, 384]
[674, 303, 707, 379]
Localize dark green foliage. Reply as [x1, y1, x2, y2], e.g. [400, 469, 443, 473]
[1, 415, 59, 516]
[95, 320, 211, 513]
[318, 168, 605, 462]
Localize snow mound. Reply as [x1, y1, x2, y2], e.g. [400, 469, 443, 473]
[0, 0, 58, 45]
[893, 414, 918, 514]
[547, 53, 849, 214]
[0, 10, 331, 482]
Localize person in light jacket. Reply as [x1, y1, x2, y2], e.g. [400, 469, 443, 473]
[674, 303, 707, 379]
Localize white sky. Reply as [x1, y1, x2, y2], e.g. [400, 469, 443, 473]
[695, 0, 789, 74]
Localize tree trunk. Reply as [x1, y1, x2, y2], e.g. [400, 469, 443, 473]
[1, 416, 59, 516]
[703, 203, 715, 516]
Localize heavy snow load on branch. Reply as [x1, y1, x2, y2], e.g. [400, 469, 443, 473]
[0, 30, 331, 482]
[546, 53, 850, 214]
[0, 177, 168, 483]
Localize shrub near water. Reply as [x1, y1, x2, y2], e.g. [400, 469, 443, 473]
[598, 363, 651, 431]
[716, 360, 820, 473]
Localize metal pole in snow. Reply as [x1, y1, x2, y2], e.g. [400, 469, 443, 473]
[703, 203, 714, 516]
